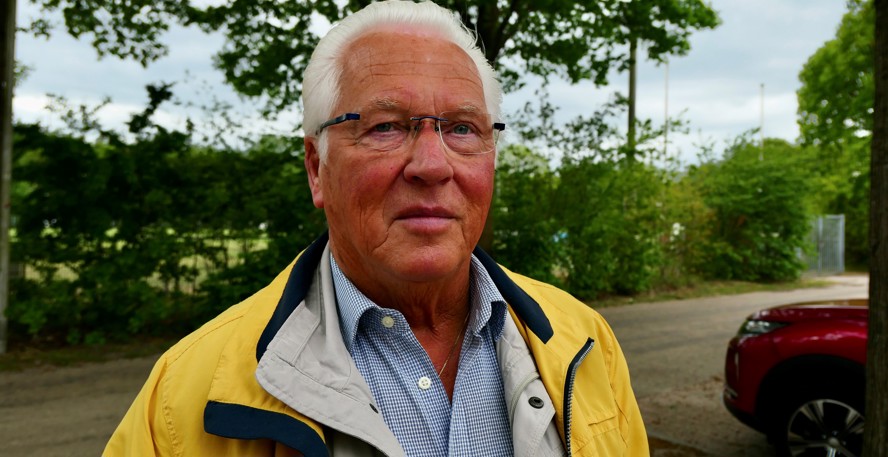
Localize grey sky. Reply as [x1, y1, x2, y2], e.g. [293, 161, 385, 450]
[15, 0, 848, 164]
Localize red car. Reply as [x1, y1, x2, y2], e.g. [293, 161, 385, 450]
[723, 299, 867, 457]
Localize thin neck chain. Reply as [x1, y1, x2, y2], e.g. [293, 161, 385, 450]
[437, 310, 470, 379]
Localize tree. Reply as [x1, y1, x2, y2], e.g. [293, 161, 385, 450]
[1, 0, 17, 354]
[613, 0, 719, 153]
[798, 0, 874, 151]
[864, 0, 887, 453]
[29, 0, 719, 114]
[24, 0, 722, 255]
[20, 0, 722, 260]
[797, 0, 875, 268]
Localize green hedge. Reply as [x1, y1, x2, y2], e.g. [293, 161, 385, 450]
[8, 124, 818, 346]
[9, 125, 325, 344]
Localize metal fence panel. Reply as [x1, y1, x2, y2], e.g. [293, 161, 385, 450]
[805, 214, 845, 276]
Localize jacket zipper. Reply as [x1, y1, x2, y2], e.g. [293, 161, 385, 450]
[563, 338, 595, 455]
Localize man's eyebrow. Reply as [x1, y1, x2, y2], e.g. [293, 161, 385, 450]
[370, 98, 401, 110]
[454, 103, 483, 113]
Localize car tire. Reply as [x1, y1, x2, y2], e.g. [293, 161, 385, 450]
[772, 386, 864, 457]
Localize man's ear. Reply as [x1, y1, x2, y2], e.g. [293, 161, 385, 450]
[304, 137, 325, 209]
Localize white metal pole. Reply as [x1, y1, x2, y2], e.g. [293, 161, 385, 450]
[759, 82, 765, 160]
[664, 60, 669, 158]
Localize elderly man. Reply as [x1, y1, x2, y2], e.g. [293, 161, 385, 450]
[105, 1, 648, 456]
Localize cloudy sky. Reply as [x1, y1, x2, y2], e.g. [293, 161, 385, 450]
[15, 0, 848, 164]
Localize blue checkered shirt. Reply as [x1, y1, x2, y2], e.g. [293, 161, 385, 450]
[332, 255, 514, 457]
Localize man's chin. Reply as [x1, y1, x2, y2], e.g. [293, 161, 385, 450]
[389, 248, 471, 283]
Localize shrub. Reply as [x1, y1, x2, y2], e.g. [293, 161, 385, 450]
[691, 139, 813, 281]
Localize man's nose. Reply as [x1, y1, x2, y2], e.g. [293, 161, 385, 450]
[403, 119, 454, 184]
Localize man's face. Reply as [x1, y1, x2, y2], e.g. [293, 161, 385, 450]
[305, 29, 495, 290]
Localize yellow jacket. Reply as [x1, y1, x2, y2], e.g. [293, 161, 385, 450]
[105, 234, 648, 456]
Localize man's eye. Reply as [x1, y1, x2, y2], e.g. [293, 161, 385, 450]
[373, 122, 395, 133]
[451, 124, 474, 135]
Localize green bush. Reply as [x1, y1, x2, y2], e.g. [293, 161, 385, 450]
[9, 124, 324, 345]
[555, 158, 665, 298]
[491, 145, 561, 284]
[690, 139, 813, 281]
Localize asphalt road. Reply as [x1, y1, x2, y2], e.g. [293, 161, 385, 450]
[599, 274, 869, 456]
[0, 275, 869, 456]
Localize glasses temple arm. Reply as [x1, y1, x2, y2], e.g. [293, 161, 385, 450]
[316, 113, 361, 134]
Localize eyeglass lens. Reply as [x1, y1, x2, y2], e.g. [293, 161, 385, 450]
[350, 111, 499, 155]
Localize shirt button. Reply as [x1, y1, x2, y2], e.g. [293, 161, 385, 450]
[529, 396, 545, 409]
[381, 316, 395, 328]
[417, 376, 432, 390]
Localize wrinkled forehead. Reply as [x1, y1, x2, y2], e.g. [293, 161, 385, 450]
[336, 27, 485, 110]
[345, 27, 472, 69]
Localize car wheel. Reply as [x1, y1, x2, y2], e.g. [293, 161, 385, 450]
[774, 396, 864, 457]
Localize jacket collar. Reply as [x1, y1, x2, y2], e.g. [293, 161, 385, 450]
[256, 231, 329, 361]
[255, 232, 553, 362]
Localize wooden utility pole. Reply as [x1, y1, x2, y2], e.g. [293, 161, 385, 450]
[627, 38, 638, 155]
[865, 0, 888, 453]
[0, 0, 15, 354]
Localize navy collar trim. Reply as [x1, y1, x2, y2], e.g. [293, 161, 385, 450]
[472, 246, 553, 343]
[256, 231, 553, 362]
[204, 401, 328, 456]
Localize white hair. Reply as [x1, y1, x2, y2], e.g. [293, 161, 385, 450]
[302, 0, 503, 160]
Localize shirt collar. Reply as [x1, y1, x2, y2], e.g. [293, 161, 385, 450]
[331, 254, 508, 354]
[330, 254, 376, 354]
[468, 255, 508, 341]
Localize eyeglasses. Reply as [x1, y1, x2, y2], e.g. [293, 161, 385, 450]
[316, 111, 506, 155]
